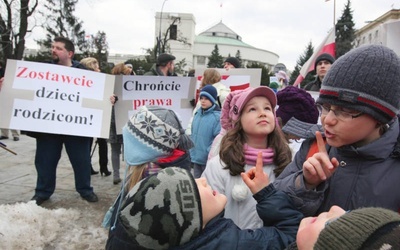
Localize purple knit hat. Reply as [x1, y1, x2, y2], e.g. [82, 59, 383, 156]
[276, 86, 319, 125]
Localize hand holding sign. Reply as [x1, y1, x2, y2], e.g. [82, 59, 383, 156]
[302, 131, 339, 190]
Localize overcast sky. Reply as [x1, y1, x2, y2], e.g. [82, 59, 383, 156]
[26, 0, 399, 70]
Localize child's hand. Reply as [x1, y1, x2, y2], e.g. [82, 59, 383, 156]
[241, 151, 270, 194]
[303, 131, 339, 189]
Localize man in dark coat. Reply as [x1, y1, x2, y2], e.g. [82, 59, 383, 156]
[30, 37, 98, 205]
[304, 53, 335, 91]
[144, 53, 177, 76]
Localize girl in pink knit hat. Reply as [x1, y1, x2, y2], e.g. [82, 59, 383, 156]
[202, 86, 292, 229]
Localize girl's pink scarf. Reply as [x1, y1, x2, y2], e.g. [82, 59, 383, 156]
[244, 144, 274, 165]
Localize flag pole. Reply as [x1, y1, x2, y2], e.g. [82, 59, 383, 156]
[333, 0, 336, 33]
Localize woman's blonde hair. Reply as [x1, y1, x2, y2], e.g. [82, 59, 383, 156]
[111, 62, 131, 75]
[80, 57, 99, 71]
[200, 69, 221, 88]
[127, 164, 147, 190]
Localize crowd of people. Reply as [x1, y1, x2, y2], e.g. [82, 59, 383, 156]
[1, 36, 400, 249]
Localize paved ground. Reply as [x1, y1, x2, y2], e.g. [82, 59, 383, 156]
[0, 134, 123, 248]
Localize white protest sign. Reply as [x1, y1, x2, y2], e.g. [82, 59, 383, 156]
[114, 75, 196, 134]
[195, 68, 261, 90]
[0, 60, 114, 138]
[192, 68, 262, 103]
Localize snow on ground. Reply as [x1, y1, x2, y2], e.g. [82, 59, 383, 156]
[0, 201, 108, 249]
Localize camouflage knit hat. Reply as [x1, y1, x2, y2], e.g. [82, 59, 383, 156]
[315, 207, 400, 250]
[317, 45, 400, 124]
[123, 106, 194, 166]
[119, 167, 202, 249]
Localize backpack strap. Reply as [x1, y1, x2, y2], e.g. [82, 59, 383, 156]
[217, 95, 222, 107]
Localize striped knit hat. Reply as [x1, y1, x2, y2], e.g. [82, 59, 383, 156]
[317, 45, 400, 124]
[315, 207, 400, 250]
[123, 106, 193, 166]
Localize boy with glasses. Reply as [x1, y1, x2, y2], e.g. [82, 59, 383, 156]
[274, 45, 400, 217]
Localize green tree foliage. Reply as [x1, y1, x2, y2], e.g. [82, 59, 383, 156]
[145, 46, 157, 65]
[0, 0, 39, 64]
[174, 58, 187, 75]
[83, 31, 109, 72]
[37, 0, 87, 57]
[208, 44, 224, 68]
[335, 0, 355, 58]
[235, 50, 242, 67]
[289, 41, 315, 88]
[124, 58, 153, 76]
[247, 62, 270, 86]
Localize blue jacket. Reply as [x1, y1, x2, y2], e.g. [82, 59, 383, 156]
[190, 104, 221, 165]
[106, 185, 303, 250]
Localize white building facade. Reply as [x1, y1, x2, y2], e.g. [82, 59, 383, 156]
[354, 9, 400, 55]
[155, 12, 279, 73]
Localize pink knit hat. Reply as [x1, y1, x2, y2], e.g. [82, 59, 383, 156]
[221, 86, 277, 130]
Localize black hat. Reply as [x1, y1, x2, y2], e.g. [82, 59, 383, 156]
[224, 57, 241, 68]
[157, 53, 176, 66]
[318, 45, 400, 124]
[314, 53, 335, 71]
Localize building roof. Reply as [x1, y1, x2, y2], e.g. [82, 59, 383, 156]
[194, 35, 255, 48]
[356, 9, 400, 34]
[195, 21, 254, 48]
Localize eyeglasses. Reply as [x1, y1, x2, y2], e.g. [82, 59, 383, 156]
[316, 103, 364, 121]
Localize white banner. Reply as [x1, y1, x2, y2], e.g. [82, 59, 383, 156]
[114, 75, 197, 134]
[0, 60, 114, 138]
[194, 68, 261, 90]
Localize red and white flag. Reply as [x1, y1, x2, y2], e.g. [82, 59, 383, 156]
[293, 28, 335, 87]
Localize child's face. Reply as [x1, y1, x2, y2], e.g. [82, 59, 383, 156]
[200, 96, 213, 109]
[320, 103, 380, 148]
[296, 205, 346, 250]
[240, 96, 275, 142]
[195, 178, 227, 228]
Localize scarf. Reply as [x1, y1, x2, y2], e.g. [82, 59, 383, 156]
[244, 144, 274, 165]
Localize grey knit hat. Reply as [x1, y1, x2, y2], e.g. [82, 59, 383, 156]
[119, 167, 202, 249]
[315, 207, 400, 250]
[282, 117, 324, 139]
[317, 45, 400, 124]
